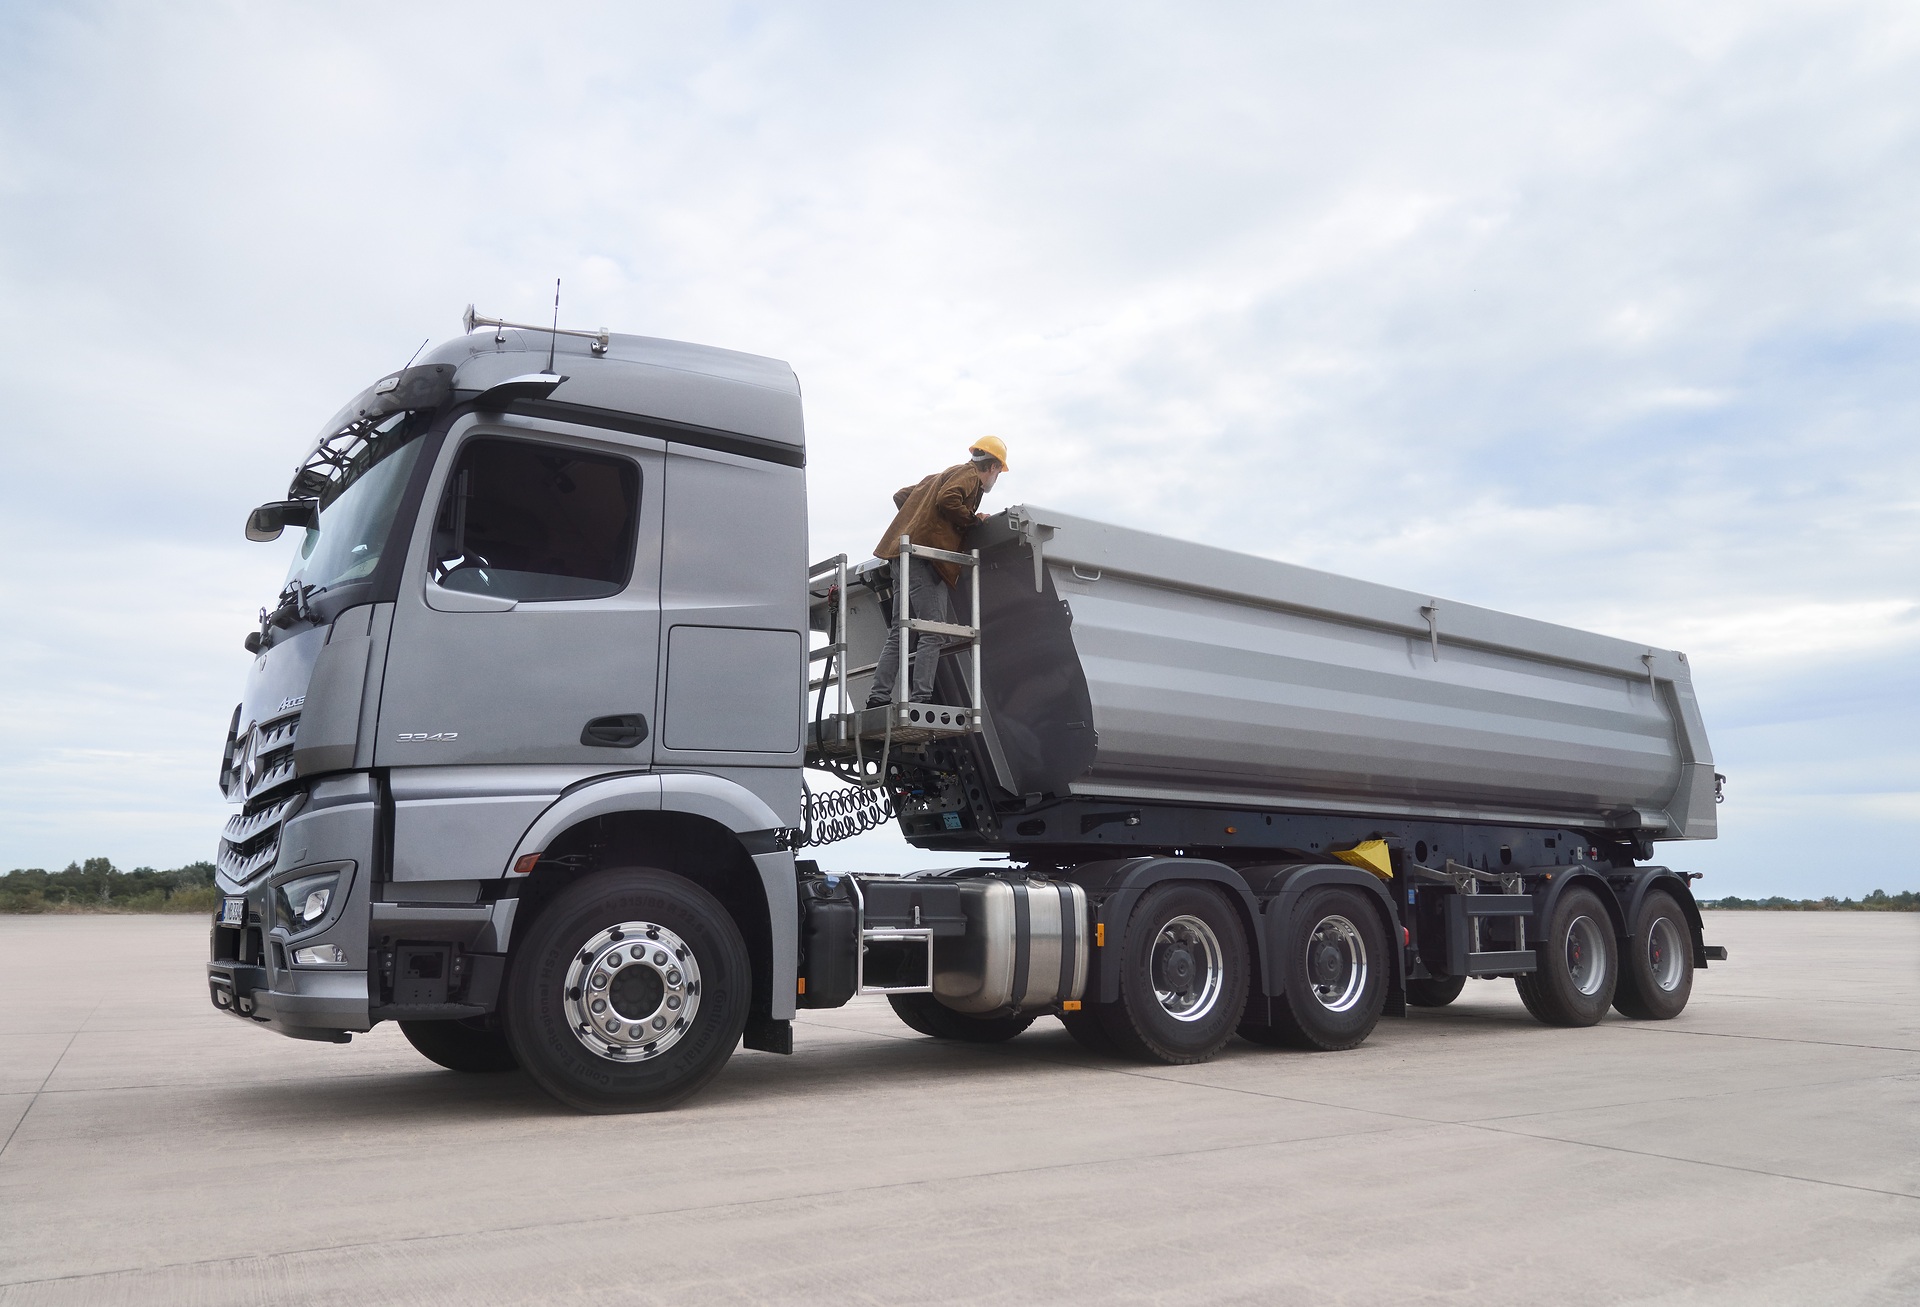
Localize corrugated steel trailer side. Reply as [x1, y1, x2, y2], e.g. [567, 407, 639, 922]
[832, 506, 1715, 844]
[978, 506, 1716, 841]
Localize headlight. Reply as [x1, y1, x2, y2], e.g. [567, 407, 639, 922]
[276, 871, 339, 931]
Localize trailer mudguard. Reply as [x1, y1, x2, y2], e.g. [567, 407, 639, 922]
[1063, 856, 1265, 1006]
[1614, 866, 1717, 968]
[1528, 867, 1627, 948]
[1240, 863, 1406, 1016]
[507, 770, 798, 1020]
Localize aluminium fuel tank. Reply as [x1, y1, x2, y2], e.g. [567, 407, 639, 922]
[878, 506, 1717, 841]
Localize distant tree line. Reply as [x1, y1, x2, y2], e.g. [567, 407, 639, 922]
[1700, 890, 1918, 911]
[1, 858, 219, 913]
[4, 861, 1912, 915]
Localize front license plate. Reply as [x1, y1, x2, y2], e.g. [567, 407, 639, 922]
[218, 897, 247, 927]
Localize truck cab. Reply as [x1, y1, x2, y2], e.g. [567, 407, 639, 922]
[211, 319, 811, 1106]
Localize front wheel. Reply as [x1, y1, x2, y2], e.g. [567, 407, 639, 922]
[888, 993, 1036, 1043]
[1613, 890, 1694, 1020]
[502, 869, 750, 1113]
[1515, 886, 1618, 1027]
[1095, 882, 1249, 1065]
[399, 1017, 518, 1072]
[1244, 886, 1388, 1051]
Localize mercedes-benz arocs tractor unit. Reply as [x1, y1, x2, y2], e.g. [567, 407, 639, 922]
[208, 308, 1728, 1112]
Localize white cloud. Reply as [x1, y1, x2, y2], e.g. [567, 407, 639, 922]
[1, 1, 1917, 894]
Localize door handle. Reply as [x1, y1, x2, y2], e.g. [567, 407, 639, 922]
[581, 714, 649, 748]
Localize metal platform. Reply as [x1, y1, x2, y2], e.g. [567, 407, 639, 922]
[806, 541, 985, 766]
[808, 702, 981, 757]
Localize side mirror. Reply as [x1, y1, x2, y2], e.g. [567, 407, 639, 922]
[246, 500, 319, 543]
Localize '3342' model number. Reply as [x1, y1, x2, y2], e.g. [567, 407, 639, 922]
[396, 732, 460, 742]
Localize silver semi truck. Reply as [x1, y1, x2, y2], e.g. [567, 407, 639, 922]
[209, 311, 1727, 1111]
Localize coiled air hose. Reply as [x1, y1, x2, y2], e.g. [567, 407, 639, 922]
[799, 777, 896, 847]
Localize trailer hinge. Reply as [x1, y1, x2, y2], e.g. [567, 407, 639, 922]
[1420, 602, 1440, 661]
[1005, 506, 1056, 592]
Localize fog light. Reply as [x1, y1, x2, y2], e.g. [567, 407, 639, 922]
[292, 943, 347, 965]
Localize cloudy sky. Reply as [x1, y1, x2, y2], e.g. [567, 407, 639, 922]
[2, 2, 1915, 896]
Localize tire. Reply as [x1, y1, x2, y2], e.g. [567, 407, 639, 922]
[1248, 886, 1388, 1051]
[1405, 972, 1468, 1009]
[888, 993, 1036, 1043]
[502, 869, 750, 1113]
[1613, 889, 1695, 1020]
[1096, 882, 1249, 1065]
[1059, 1007, 1123, 1057]
[399, 1017, 518, 1072]
[1514, 886, 1618, 1027]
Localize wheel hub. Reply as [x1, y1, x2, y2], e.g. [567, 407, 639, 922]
[1565, 914, 1607, 997]
[1647, 914, 1686, 992]
[1151, 915, 1224, 1023]
[1304, 915, 1368, 1013]
[563, 921, 701, 1062]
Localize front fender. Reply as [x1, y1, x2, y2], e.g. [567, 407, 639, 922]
[507, 770, 797, 1020]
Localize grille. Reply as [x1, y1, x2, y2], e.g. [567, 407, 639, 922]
[217, 710, 304, 883]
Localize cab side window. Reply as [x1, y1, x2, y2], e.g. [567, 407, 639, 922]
[430, 437, 640, 601]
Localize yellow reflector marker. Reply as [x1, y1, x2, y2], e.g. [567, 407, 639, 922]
[1061, 1000, 1082, 1011]
[511, 853, 541, 875]
[1095, 922, 1106, 947]
[1331, 839, 1394, 880]
[797, 977, 807, 995]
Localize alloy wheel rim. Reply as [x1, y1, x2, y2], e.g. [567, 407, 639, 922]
[564, 921, 701, 1062]
[1151, 914, 1225, 1023]
[1304, 914, 1369, 1013]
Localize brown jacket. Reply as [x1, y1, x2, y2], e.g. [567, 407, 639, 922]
[874, 462, 984, 586]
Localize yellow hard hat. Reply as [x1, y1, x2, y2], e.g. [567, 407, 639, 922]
[969, 436, 1009, 470]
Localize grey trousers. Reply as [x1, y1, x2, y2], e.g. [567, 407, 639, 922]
[868, 557, 955, 705]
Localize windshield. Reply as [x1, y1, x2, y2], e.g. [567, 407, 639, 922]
[283, 412, 429, 594]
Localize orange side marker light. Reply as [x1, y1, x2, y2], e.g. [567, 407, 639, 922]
[511, 853, 541, 875]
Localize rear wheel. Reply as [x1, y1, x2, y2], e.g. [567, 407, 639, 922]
[502, 869, 749, 1113]
[399, 1017, 518, 1072]
[1405, 972, 1468, 1008]
[888, 993, 1036, 1043]
[1613, 890, 1694, 1020]
[1096, 882, 1248, 1065]
[1515, 886, 1617, 1027]
[1245, 886, 1388, 1051]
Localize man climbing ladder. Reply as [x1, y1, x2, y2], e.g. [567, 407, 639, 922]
[865, 437, 1009, 707]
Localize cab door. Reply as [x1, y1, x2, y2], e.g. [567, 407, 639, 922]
[377, 416, 665, 782]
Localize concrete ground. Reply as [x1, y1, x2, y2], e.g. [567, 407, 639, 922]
[0, 913, 1914, 1306]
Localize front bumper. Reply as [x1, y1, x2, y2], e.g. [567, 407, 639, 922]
[207, 962, 370, 1042]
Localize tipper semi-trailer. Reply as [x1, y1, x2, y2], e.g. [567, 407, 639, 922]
[209, 309, 1728, 1111]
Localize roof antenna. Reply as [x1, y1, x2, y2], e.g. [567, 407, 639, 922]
[399, 337, 429, 374]
[546, 279, 561, 374]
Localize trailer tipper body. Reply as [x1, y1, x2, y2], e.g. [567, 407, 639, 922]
[209, 312, 1726, 1111]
